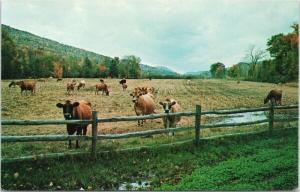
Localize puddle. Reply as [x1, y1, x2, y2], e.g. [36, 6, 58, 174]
[118, 181, 151, 190]
[205, 111, 267, 124]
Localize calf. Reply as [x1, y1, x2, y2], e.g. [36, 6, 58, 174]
[119, 78, 126, 85]
[56, 100, 92, 148]
[122, 83, 128, 91]
[67, 82, 76, 95]
[159, 98, 181, 135]
[77, 80, 86, 90]
[95, 83, 109, 95]
[130, 92, 156, 126]
[15, 80, 36, 95]
[264, 89, 282, 105]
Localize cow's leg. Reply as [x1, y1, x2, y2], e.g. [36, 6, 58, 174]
[83, 127, 87, 135]
[76, 128, 83, 148]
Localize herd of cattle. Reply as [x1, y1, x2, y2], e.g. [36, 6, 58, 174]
[6, 78, 283, 148]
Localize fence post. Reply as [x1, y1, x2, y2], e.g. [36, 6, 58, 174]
[195, 105, 201, 146]
[269, 100, 275, 135]
[91, 111, 98, 159]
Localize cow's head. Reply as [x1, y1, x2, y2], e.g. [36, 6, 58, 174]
[130, 92, 143, 103]
[56, 100, 79, 120]
[159, 100, 176, 113]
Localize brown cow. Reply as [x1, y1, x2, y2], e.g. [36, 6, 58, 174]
[159, 98, 181, 132]
[122, 83, 128, 91]
[56, 100, 92, 148]
[67, 82, 76, 95]
[95, 83, 109, 95]
[130, 92, 156, 126]
[15, 80, 36, 94]
[264, 89, 282, 105]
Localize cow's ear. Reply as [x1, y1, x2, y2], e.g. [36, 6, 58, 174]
[56, 103, 64, 108]
[73, 102, 80, 107]
[159, 101, 164, 105]
[171, 101, 176, 106]
[130, 93, 133, 96]
[139, 93, 143, 96]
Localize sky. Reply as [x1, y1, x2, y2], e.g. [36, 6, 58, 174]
[2, 0, 299, 74]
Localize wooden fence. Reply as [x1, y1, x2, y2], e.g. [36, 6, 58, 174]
[1, 102, 298, 163]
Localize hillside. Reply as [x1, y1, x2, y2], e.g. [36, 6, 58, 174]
[2, 24, 110, 63]
[140, 64, 179, 76]
[2, 24, 178, 77]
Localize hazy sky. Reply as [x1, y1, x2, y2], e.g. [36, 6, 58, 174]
[2, 0, 299, 73]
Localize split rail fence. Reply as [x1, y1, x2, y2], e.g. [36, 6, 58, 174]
[1, 102, 298, 163]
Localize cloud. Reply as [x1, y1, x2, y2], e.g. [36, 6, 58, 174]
[2, 0, 298, 73]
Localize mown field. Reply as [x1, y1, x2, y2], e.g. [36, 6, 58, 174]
[1, 78, 298, 190]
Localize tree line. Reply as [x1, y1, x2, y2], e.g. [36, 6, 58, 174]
[2, 29, 142, 79]
[210, 23, 298, 83]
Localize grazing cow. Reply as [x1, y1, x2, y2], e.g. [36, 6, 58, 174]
[57, 78, 63, 82]
[77, 80, 86, 90]
[8, 81, 17, 88]
[15, 81, 36, 94]
[95, 83, 109, 95]
[67, 82, 76, 95]
[159, 98, 181, 135]
[264, 89, 282, 105]
[130, 92, 156, 126]
[56, 100, 92, 148]
[119, 78, 126, 85]
[37, 78, 46, 83]
[122, 83, 128, 91]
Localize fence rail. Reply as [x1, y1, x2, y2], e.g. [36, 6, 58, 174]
[1, 103, 298, 162]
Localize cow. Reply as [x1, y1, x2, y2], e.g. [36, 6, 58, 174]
[37, 78, 46, 83]
[122, 83, 128, 91]
[100, 79, 104, 83]
[119, 78, 126, 85]
[95, 83, 109, 95]
[67, 82, 76, 95]
[8, 81, 17, 88]
[130, 92, 156, 126]
[56, 100, 92, 148]
[159, 98, 181, 135]
[15, 80, 36, 95]
[77, 80, 86, 90]
[57, 78, 63, 82]
[264, 89, 282, 105]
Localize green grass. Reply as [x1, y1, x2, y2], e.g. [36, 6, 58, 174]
[1, 128, 298, 191]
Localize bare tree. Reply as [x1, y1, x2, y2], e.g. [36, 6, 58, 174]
[244, 45, 266, 78]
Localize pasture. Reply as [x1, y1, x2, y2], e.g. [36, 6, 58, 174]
[1, 78, 298, 190]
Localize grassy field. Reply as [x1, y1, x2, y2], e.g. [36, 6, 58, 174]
[1, 78, 298, 190]
[1, 128, 298, 190]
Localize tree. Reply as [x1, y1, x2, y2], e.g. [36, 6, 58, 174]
[53, 62, 63, 78]
[1, 29, 20, 79]
[266, 23, 298, 81]
[244, 45, 266, 78]
[82, 56, 93, 77]
[228, 64, 238, 78]
[109, 57, 119, 78]
[210, 62, 225, 78]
